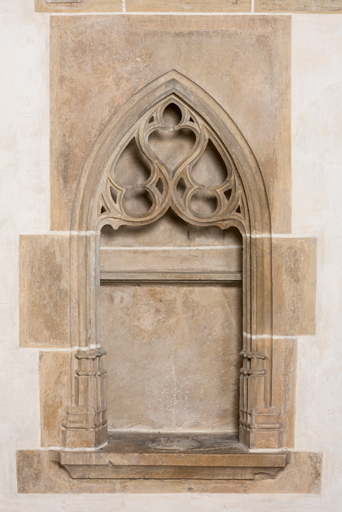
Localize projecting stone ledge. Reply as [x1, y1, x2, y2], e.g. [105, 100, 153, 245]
[50, 450, 287, 481]
[17, 433, 322, 493]
[47, 431, 286, 481]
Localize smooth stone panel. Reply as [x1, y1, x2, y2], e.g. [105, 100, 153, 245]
[272, 237, 316, 336]
[20, 235, 70, 348]
[272, 338, 297, 447]
[100, 247, 242, 274]
[17, 449, 322, 493]
[126, 0, 251, 12]
[40, 352, 71, 447]
[256, 0, 342, 12]
[100, 284, 242, 431]
[35, 0, 121, 13]
[50, 15, 291, 233]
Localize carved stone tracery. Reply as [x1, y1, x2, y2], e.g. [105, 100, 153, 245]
[62, 71, 283, 455]
[96, 96, 247, 232]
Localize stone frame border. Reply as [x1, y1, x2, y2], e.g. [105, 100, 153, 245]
[61, 70, 282, 450]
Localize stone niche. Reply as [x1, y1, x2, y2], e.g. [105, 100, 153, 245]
[17, 15, 321, 494]
[100, 219, 243, 435]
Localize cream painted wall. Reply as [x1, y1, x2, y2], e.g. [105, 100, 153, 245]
[0, 2, 342, 510]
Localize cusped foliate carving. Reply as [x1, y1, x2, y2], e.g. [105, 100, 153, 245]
[96, 95, 247, 230]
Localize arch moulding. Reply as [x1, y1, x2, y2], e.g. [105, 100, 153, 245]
[62, 70, 283, 455]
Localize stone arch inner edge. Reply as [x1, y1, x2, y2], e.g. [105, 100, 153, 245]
[62, 70, 283, 455]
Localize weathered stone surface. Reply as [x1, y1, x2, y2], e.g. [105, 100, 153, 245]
[272, 338, 297, 447]
[256, 0, 342, 12]
[40, 352, 71, 447]
[126, 0, 251, 12]
[100, 212, 243, 247]
[35, 0, 121, 13]
[100, 247, 242, 275]
[37, 0, 342, 13]
[17, 449, 322, 493]
[20, 235, 70, 348]
[51, 437, 286, 480]
[40, 15, 294, 456]
[101, 284, 242, 431]
[51, 15, 291, 233]
[87, 431, 248, 454]
[272, 238, 316, 336]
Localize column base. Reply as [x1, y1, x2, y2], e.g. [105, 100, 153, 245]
[239, 424, 283, 449]
[62, 422, 108, 449]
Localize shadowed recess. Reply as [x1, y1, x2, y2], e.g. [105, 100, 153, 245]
[191, 189, 217, 217]
[192, 139, 228, 187]
[123, 188, 153, 216]
[148, 128, 196, 175]
[100, 211, 243, 247]
[114, 138, 151, 187]
[162, 102, 182, 127]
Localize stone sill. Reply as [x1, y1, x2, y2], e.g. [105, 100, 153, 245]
[50, 432, 288, 481]
[17, 447, 322, 493]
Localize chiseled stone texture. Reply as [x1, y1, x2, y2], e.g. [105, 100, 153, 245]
[272, 237, 316, 336]
[101, 284, 242, 431]
[126, 0, 251, 12]
[273, 338, 297, 448]
[51, 15, 291, 233]
[256, 0, 342, 12]
[35, 0, 121, 13]
[40, 352, 71, 447]
[17, 450, 322, 493]
[20, 235, 70, 348]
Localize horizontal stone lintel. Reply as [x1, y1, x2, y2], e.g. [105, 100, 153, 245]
[100, 271, 242, 284]
[60, 465, 282, 480]
[17, 449, 322, 492]
[36, 0, 342, 12]
[45, 0, 86, 3]
[52, 450, 288, 468]
[50, 449, 287, 480]
[255, 0, 342, 12]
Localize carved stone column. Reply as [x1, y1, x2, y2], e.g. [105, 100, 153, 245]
[62, 233, 108, 448]
[239, 347, 283, 449]
[239, 235, 283, 449]
[62, 348, 107, 448]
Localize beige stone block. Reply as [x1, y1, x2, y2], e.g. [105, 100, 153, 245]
[126, 0, 251, 12]
[100, 246, 242, 274]
[50, 15, 291, 233]
[20, 235, 70, 348]
[35, 0, 251, 12]
[272, 238, 316, 336]
[35, 0, 121, 13]
[272, 338, 297, 447]
[40, 352, 71, 447]
[17, 449, 322, 493]
[101, 284, 242, 431]
[256, 0, 342, 12]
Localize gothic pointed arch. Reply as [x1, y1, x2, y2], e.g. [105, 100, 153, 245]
[71, 70, 270, 237]
[64, 70, 282, 451]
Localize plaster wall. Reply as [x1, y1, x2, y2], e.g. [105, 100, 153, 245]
[0, 2, 342, 510]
